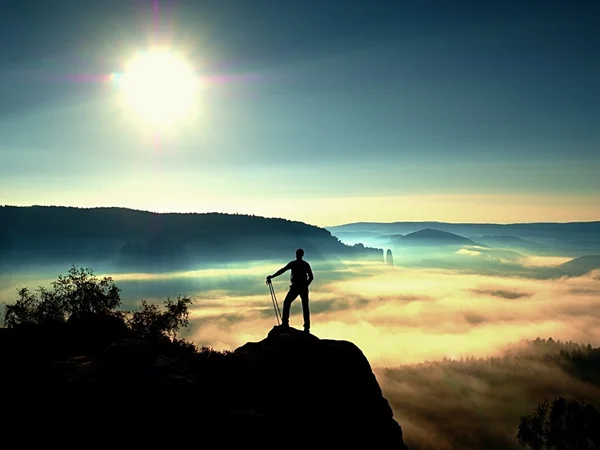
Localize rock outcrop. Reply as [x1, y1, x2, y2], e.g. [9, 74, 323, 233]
[0, 317, 408, 448]
[233, 325, 408, 447]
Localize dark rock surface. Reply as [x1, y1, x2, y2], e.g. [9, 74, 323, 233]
[1, 317, 408, 448]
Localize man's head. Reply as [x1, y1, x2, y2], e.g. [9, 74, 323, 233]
[296, 248, 304, 259]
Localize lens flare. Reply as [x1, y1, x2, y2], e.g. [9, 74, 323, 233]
[115, 48, 199, 127]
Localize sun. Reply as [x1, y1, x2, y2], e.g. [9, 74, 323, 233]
[114, 49, 199, 127]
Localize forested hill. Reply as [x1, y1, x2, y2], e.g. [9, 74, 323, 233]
[0, 206, 383, 271]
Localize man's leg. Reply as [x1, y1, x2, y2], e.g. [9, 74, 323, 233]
[281, 287, 298, 327]
[300, 287, 310, 332]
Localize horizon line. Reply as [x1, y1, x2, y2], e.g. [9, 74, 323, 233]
[3, 204, 600, 227]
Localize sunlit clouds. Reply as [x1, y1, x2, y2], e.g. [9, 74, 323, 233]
[456, 248, 481, 256]
[519, 255, 574, 267]
[152, 261, 600, 367]
[4, 258, 599, 366]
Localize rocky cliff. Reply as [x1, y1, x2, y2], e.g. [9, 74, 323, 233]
[0, 315, 408, 448]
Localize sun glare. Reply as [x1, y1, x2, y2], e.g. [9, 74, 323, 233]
[114, 49, 199, 127]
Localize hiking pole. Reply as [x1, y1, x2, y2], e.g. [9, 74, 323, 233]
[267, 279, 282, 325]
[272, 283, 282, 322]
[269, 281, 282, 324]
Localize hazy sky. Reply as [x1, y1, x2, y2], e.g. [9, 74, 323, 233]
[1, 0, 598, 226]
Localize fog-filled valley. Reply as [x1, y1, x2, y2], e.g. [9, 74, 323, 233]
[2, 207, 600, 449]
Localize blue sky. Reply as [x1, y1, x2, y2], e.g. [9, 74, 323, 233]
[1, 0, 598, 225]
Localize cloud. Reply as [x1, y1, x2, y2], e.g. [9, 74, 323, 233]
[470, 288, 532, 299]
[179, 265, 600, 369]
[4, 261, 600, 366]
[456, 248, 481, 256]
[519, 255, 573, 268]
[463, 311, 488, 324]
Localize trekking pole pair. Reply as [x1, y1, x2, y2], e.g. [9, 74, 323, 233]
[266, 278, 282, 325]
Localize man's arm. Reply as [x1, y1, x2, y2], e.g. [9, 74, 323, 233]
[306, 263, 314, 286]
[267, 262, 291, 280]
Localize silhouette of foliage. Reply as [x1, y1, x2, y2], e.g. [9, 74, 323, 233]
[2, 265, 195, 342]
[124, 296, 193, 341]
[3, 265, 120, 327]
[386, 338, 600, 378]
[517, 397, 600, 449]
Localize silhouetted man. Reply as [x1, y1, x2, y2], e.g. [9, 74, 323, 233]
[266, 248, 314, 332]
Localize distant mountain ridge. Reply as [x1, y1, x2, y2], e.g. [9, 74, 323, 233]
[401, 229, 479, 245]
[477, 235, 544, 249]
[374, 228, 487, 248]
[557, 255, 600, 277]
[327, 220, 600, 255]
[0, 206, 384, 271]
[327, 220, 600, 237]
[479, 235, 536, 243]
